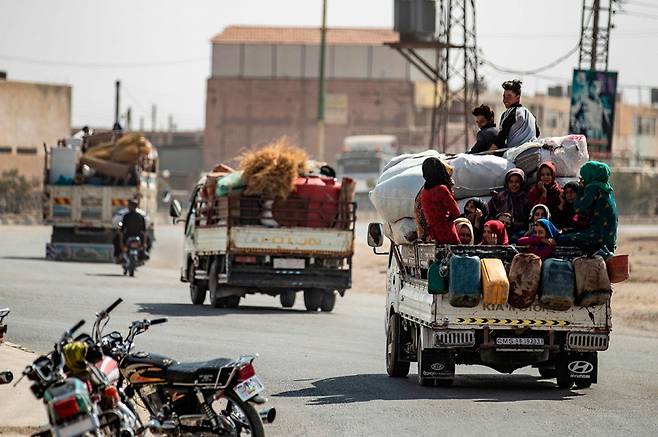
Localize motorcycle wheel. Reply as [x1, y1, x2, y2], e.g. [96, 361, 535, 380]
[223, 390, 265, 437]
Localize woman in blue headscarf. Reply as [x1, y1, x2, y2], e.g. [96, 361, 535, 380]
[517, 218, 558, 259]
[557, 161, 618, 254]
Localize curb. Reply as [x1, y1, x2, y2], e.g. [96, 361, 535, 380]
[0, 215, 41, 226]
[3, 342, 35, 354]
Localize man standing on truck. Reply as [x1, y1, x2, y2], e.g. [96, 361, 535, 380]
[494, 80, 540, 150]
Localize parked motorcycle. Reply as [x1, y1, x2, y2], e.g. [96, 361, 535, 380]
[122, 236, 145, 277]
[0, 308, 14, 384]
[96, 300, 275, 436]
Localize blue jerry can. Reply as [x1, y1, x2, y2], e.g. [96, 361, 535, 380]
[539, 258, 575, 311]
[448, 255, 481, 307]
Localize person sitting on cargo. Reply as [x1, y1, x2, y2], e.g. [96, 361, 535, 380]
[461, 198, 488, 243]
[419, 157, 461, 244]
[454, 218, 475, 245]
[120, 199, 149, 258]
[487, 168, 530, 238]
[517, 218, 558, 259]
[481, 220, 509, 245]
[558, 161, 618, 255]
[528, 161, 562, 213]
[496, 212, 514, 235]
[493, 80, 540, 150]
[523, 204, 551, 237]
[552, 181, 580, 231]
[468, 105, 499, 154]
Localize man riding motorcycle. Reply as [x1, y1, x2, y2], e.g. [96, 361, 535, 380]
[113, 199, 150, 264]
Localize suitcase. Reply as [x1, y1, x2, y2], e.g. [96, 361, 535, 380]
[448, 255, 481, 307]
[428, 260, 448, 294]
[481, 258, 509, 305]
[539, 258, 575, 311]
[508, 253, 542, 308]
[573, 256, 612, 306]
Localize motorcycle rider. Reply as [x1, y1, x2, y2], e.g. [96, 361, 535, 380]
[115, 198, 149, 262]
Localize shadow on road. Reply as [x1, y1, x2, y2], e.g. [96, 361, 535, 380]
[1, 256, 45, 262]
[135, 302, 309, 317]
[85, 273, 126, 277]
[273, 373, 584, 404]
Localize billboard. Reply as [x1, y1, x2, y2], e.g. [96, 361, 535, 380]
[569, 69, 618, 157]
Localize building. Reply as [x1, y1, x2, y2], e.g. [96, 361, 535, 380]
[204, 25, 440, 169]
[0, 77, 71, 182]
[143, 131, 204, 196]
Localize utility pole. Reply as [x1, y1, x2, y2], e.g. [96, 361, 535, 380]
[316, 0, 327, 162]
[579, 0, 614, 71]
[151, 104, 157, 132]
[590, 0, 600, 70]
[113, 80, 122, 131]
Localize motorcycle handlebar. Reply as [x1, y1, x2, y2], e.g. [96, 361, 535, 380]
[69, 320, 85, 335]
[149, 318, 168, 325]
[105, 298, 123, 314]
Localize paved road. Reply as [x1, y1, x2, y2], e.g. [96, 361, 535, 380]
[1, 225, 658, 436]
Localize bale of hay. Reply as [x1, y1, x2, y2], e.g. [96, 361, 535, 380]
[239, 138, 308, 199]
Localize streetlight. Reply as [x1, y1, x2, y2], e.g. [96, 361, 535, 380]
[316, 0, 328, 162]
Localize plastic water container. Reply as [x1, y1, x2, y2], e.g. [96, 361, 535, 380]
[481, 258, 509, 305]
[508, 253, 542, 308]
[540, 258, 575, 311]
[448, 255, 481, 307]
[49, 147, 78, 184]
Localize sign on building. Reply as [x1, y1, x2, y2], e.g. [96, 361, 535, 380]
[325, 94, 348, 125]
[569, 69, 618, 157]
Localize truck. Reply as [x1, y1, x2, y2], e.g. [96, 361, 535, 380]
[336, 135, 398, 195]
[367, 224, 610, 389]
[43, 131, 158, 262]
[170, 175, 356, 311]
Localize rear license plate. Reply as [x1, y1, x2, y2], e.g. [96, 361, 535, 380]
[234, 375, 265, 402]
[273, 258, 305, 269]
[496, 337, 544, 346]
[56, 415, 97, 437]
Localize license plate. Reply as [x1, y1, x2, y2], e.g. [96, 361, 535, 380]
[495, 337, 545, 346]
[273, 258, 305, 269]
[56, 415, 97, 437]
[234, 375, 265, 402]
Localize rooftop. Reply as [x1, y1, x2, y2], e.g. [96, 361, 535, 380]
[211, 25, 399, 46]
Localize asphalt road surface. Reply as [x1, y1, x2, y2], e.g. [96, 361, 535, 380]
[1, 225, 657, 436]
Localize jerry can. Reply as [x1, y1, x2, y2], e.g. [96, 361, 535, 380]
[448, 255, 481, 307]
[540, 258, 575, 311]
[481, 258, 509, 305]
[508, 253, 542, 308]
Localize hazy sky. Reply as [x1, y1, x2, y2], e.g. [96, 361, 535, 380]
[1, 0, 657, 130]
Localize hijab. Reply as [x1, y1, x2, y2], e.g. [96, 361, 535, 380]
[536, 218, 559, 239]
[483, 219, 509, 245]
[454, 217, 475, 245]
[580, 161, 613, 193]
[463, 197, 489, 217]
[490, 168, 528, 229]
[422, 157, 454, 190]
[538, 161, 559, 189]
[529, 203, 551, 221]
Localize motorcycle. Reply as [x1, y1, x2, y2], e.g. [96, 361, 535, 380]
[122, 236, 145, 277]
[97, 300, 275, 436]
[0, 308, 14, 384]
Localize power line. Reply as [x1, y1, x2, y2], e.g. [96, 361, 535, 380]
[0, 54, 207, 68]
[623, 0, 658, 10]
[618, 10, 658, 20]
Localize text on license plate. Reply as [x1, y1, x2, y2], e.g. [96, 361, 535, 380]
[234, 375, 265, 402]
[273, 258, 305, 269]
[495, 337, 545, 346]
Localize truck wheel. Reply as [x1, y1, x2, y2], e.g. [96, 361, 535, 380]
[320, 291, 336, 312]
[538, 367, 557, 379]
[280, 291, 296, 308]
[386, 314, 410, 378]
[209, 259, 222, 308]
[189, 264, 207, 305]
[303, 289, 322, 311]
[222, 295, 240, 309]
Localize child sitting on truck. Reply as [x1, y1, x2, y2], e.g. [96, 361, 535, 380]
[454, 218, 475, 245]
[420, 158, 461, 244]
[481, 220, 509, 245]
[523, 204, 551, 236]
[517, 218, 558, 259]
[528, 161, 562, 213]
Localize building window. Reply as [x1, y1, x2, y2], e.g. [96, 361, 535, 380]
[0, 146, 11, 154]
[16, 147, 37, 155]
[634, 116, 657, 136]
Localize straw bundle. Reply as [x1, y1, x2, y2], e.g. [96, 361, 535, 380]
[84, 133, 153, 165]
[239, 137, 308, 199]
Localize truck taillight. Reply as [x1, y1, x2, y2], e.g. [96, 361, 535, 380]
[234, 255, 257, 264]
[53, 396, 81, 420]
[237, 363, 255, 382]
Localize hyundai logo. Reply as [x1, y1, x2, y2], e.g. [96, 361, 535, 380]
[568, 361, 594, 374]
[430, 362, 445, 371]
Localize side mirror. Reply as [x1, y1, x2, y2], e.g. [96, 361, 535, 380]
[169, 200, 182, 219]
[162, 190, 172, 203]
[367, 222, 384, 248]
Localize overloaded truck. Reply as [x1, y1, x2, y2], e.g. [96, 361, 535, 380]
[43, 131, 158, 262]
[170, 144, 356, 312]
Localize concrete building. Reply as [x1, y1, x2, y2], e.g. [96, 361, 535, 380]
[0, 77, 72, 182]
[204, 25, 435, 168]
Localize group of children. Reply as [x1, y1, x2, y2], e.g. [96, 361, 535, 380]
[416, 158, 619, 259]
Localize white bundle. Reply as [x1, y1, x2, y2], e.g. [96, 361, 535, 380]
[504, 134, 589, 178]
[447, 154, 513, 200]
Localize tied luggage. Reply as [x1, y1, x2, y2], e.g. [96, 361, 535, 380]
[573, 256, 612, 306]
[481, 258, 509, 305]
[448, 255, 481, 307]
[539, 258, 575, 311]
[508, 253, 542, 308]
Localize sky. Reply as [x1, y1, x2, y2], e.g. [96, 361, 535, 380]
[1, 0, 657, 130]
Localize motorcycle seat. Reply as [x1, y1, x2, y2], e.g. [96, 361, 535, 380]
[166, 358, 235, 384]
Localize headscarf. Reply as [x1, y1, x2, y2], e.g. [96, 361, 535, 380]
[454, 218, 475, 245]
[422, 157, 454, 190]
[529, 203, 551, 221]
[563, 181, 580, 194]
[580, 161, 613, 193]
[535, 218, 559, 238]
[538, 161, 558, 187]
[483, 219, 509, 245]
[463, 197, 489, 218]
[490, 168, 527, 231]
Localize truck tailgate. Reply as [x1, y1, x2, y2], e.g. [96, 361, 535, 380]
[229, 226, 353, 256]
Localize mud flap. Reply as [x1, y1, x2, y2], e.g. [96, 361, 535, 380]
[567, 352, 598, 384]
[419, 349, 455, 380]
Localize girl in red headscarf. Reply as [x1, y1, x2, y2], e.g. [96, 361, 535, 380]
[420, 157, 461, 244]
[481, 220, 509, 245]
[528, 161, 563, 213]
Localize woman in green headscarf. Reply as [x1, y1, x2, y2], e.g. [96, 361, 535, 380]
[557, 161, 618, 254]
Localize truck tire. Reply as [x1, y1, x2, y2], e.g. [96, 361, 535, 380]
[538, 367, 557, 379]
[209, 259, 222, 308]
[556, 353, 573, 389]
[280, 291, 296, 308]
[386, 314, 410, 378]
[222, 295, 240, 309]
[320, 291, 336, 312]
[189, 264, 207, 305]
[303, 289, 322, 311]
